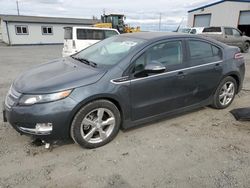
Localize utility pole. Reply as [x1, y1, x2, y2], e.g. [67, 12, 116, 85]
[159, 12, 162, 31]
[16, 0, 20, 16]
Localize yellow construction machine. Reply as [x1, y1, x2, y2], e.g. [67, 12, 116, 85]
[94, 14, 140, 33]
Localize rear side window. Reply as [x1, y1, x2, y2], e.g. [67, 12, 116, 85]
[225, 28, 233, 35]
[203, 27, 221, 32]
[64, 27, 72, 39]
[77, 29, 104, 40]
[188, 40, 222, 65]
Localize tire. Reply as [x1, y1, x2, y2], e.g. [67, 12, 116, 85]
[242, 41, 250, 53]
[71, 100, 121, 149]
[211, 76, 237, 109]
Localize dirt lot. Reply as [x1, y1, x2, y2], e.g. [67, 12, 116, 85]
[0, 45, 250, 188]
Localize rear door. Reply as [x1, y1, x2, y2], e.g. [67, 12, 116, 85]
[63, 27, 73, 55]
[184, 39, 223, 105]
[129, 39, 190, 120]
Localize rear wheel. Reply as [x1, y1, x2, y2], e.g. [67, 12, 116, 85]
[71, 100, 121, 149]
[211, 76, 237, 109]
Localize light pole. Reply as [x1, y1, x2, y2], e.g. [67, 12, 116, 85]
[16, 0, 20, 16]
[159, 12, 162, 31]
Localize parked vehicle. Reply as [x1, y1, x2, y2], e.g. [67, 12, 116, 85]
[178, 27, 191, 34]
[62, 26, 119, 57]
[190, 27, 204, 34]
[178, 27, 204, 34]
[3, 32, 245, 149]
[201, 26, 250, 53]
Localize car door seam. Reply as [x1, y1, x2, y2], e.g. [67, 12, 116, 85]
[110, 60, 223, 85]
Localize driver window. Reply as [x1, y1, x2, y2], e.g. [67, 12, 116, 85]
[232, 29, 241, 37]
[133, 41, 183, 73]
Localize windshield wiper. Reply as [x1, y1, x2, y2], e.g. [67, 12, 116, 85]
[71, 56, 97, 68]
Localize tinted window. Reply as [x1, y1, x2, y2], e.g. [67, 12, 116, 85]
[203, 27, 221, 32]
[77, 29, 104, 40]
[188, 40, 222, 65]
[134, 41, 183, 73]
[225, 28, 233, 35]
[104, 30, 119, 38]
[64, 27, 72, 39]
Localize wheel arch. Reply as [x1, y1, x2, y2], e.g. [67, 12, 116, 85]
[223, 72, 241, 93]
[67, 94, 125, 137]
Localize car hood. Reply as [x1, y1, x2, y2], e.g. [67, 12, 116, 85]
[13, 57, 106, 94]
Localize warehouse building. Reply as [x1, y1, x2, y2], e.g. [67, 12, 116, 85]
[188, 0, 250, 36]
[0, 15, 98, 45]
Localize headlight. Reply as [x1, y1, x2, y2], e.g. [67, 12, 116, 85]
[19, 90, 72, 105]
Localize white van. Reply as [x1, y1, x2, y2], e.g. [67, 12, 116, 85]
[62, 27, 120, 57]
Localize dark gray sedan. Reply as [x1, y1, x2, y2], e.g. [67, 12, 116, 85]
[3, 32, 245, 148]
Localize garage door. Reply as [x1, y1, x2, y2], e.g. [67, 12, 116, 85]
[194, 14, 211, 27]
[0, 19, 2, 40]
[239, 11, 250, 25]
[238, 11, 250, 37]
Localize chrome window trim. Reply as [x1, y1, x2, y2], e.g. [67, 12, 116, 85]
[110, 60, 223, 85]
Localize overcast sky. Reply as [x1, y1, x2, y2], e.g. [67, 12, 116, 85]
[0, 0, 214, 31]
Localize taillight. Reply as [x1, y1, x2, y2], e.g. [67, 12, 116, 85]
[73, 40, 76, 49]
[234, 52, 243, 60]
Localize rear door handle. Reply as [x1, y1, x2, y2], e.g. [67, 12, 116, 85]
[176, 71, 185, 79]
[214, 63, 221, 70]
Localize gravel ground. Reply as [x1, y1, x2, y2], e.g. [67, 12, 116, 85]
[0, 45, 250, 188]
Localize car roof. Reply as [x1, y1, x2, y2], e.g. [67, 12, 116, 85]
[119, 32, 228, 48]
[120, 32, 190, 40]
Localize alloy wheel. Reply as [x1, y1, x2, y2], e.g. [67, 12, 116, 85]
[80, 108, 115, 144]
[218, 81, 235, 106]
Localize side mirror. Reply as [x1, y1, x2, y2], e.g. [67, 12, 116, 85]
[242, 32, 246, 36]
[144, 61, 166, 74]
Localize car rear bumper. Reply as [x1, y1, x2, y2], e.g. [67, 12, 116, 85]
[3, 96, 77, 140]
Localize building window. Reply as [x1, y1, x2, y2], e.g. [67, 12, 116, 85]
[15, 26, 28, 35]
[42, 26, 53, 35]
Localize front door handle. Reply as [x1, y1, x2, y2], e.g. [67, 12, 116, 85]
[177, 71, 185, 79]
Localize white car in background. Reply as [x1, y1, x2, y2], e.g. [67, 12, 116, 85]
[62, 27, 120, 57]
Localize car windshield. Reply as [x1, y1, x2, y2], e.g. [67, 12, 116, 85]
[72, 36, 145, 68]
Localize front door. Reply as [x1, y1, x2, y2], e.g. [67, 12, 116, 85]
[129, 40, 189, 121]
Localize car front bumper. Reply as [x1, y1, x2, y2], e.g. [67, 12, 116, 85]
[3, 96, 78, 140]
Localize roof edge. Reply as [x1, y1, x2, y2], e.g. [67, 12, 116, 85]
[188, 0, 250, 13]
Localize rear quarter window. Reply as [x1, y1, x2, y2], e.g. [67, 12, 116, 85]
[188, 40, 222, 65]
[203, 27, 221, 33]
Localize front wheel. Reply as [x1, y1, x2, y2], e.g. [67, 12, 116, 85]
[211, 76, 237, 109]
[71, 100, 121, 149]
[242, 41, 250, 53]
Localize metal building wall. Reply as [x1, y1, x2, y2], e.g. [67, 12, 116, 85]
[188, 1, 250, 27]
